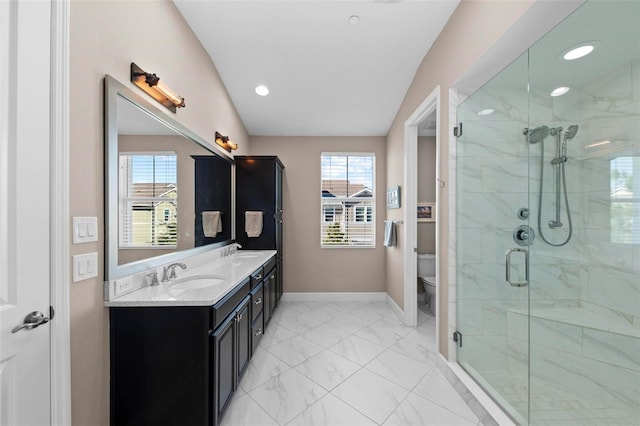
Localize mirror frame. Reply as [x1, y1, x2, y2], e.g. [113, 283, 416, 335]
[104, 75, 235, 280]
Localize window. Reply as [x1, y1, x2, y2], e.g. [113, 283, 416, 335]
[321, 153, 375, 247]
[119, 153, 178, 248]
[610, 156, 639, 244]
[323, 205, 342, 223]
[354, 206, 373, 223]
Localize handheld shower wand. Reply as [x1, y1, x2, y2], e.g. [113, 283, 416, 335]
[527, 124, 579, 247]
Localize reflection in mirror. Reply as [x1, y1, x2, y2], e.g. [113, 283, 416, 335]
[610, 156, 639, 244]
[105, 75, 233, 280]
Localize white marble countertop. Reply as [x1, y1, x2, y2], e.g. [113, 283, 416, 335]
[105, 250, 277, 307]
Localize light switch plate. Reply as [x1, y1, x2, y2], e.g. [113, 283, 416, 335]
[73, 252, 98, 282]
[73, 217, 98, 244]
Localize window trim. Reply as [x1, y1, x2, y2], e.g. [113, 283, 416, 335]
[320, 152, 376, 248]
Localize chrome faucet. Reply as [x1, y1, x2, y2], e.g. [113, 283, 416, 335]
[162, 262, 187, 282]
[231, 242, 242, 255]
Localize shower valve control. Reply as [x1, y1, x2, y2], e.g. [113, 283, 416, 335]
[513, 225, 535, 246]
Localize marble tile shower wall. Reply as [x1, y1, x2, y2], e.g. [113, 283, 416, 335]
[456, 55, 535, 376]
[525, 59, 640, 417]
[456, 55, 639, 418]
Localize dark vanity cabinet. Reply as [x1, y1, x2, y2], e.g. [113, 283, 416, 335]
[110, 257, 276, 426]
[213, 292, 251, 422]
[235, 156, 284, 312]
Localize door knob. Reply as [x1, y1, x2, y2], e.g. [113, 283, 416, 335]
[11, 311, 50, 333]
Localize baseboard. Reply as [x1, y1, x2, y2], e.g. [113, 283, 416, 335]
[281, 292, 387, 302]
[385, 293, 406, 323]
[436, 355, 516, 426]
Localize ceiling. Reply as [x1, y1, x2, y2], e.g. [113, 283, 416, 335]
[173, 0, 460, 137]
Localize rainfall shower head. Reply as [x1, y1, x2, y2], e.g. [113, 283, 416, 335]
[564, 125, 579, 141]
[523, 126, 550, 144]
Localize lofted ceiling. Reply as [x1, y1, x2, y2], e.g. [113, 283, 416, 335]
[173, 0, 460, 137]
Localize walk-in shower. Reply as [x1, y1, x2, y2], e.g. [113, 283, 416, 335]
[524, 124, 579, 247]
[455, 1, 640, 424]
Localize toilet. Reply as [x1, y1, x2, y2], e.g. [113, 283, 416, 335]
[417, 253, 436, 316]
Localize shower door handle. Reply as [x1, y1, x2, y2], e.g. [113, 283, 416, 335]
[505, 248, 529, 287]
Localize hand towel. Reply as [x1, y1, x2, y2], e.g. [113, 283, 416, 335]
[245, 211, 263, 238]
[202, 211, 222, 237]
[383, 220, 396, 247]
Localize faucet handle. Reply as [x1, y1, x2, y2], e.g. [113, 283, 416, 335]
[147, 272, 159, 286]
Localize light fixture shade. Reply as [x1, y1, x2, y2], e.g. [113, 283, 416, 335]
[215, 131, 238, 152]
[131, 63, 185, 113]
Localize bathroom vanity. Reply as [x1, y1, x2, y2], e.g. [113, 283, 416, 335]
[103, 75, 286, 425]
[108, 251, 278, 426]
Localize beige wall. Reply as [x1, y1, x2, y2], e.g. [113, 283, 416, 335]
[385, 1, 535, 357]
[417, 137, 436, 255]
[249, 137, 387, 293]
[69, 1, 248, 424]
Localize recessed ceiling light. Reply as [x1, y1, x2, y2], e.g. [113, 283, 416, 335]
[563, 44, 594, 60]
[559, 41, 600, 61]
[550, 86, 570, 97]
[255, 85, 269, 96]
[348, 15, 360, 24]
[477, 108, 495, 116]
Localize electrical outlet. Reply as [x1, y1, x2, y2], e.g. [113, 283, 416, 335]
[115, 278, 133, 296]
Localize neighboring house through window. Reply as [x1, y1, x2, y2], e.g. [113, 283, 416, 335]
[119, 152, 178, 248]
[321, 153, 375, 247]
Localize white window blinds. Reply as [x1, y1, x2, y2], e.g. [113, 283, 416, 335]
[119, 152, 178, 248]
[321, 153, 375, 247]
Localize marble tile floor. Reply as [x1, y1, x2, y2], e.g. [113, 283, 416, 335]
[221, 301, 482, 426]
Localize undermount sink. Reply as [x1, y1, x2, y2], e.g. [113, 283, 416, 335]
[169, 274, 226, 291]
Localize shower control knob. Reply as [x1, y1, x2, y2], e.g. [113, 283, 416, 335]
[513, 225, 535, 246]
[517, 208, 530, 220]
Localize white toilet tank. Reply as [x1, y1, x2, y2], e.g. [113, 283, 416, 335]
[417, 253, 436, 277]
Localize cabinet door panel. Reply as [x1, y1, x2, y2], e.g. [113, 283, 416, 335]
[263, 278, 271, 324]
[213, 313, 235, 424]
[236, 297, 251, 381]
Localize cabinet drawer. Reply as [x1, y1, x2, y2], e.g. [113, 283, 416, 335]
[250, 283, 264, 322]
[251, 312, 264, 354]
[212, 278, 250, 330]
[250, 267, 264, 288]
[263, 256, 276, 276]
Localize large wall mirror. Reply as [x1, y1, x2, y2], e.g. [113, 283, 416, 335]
[104, 75, 234, 280]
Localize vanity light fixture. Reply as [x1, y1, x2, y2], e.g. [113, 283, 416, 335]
[131, 63, 185, 113]
[215, 132, 238, 152]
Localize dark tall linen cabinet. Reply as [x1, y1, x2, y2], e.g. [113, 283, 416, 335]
[235, 156, 284, 314]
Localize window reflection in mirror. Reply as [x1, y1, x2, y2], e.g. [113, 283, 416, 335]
[119, 152, 178, 248]
[610, 156, 639, 244]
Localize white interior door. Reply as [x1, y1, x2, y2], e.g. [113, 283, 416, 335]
[0, 1, 52, 424]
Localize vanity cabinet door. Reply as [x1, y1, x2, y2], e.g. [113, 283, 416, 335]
[236, 297, 251, 382]
[213, 311, 236, 424]
[262, 275, 271, 324]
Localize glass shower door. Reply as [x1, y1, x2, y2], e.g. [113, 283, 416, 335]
[526, 2, 640, 424]
[456, 52, 531, 424]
